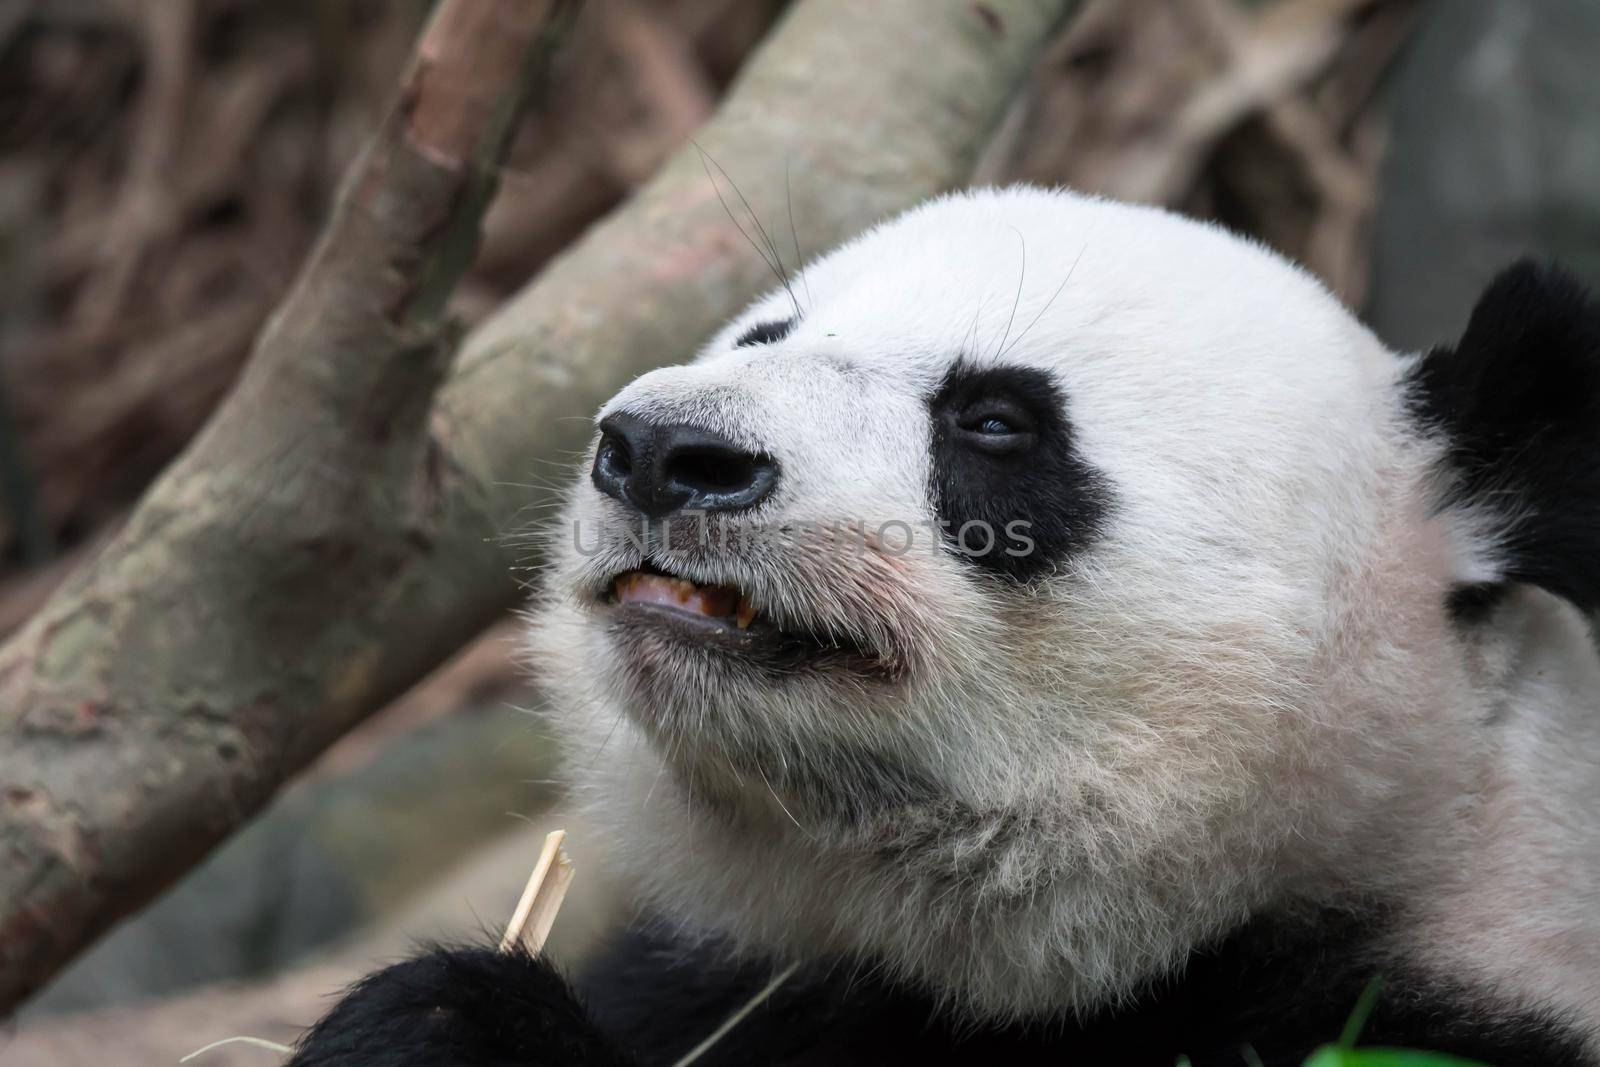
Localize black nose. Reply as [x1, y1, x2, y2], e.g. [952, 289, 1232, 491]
[592, 412, 778, 519]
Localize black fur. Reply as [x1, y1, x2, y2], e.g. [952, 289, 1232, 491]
[1446, 581, 1507, 627]
[287, 943, 629, 1067]
[735, 318, 797, 347]
[1406, 260, 1600, 614]
[576, 908, 1587, 1067]
[927, 361, 1110, 580]
[294, 912, 1591, 1066]
[579, 913, 1590, 1066]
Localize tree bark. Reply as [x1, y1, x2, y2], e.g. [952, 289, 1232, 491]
[0, 0, 1077, 1013]
[0, 0, 574, 1011]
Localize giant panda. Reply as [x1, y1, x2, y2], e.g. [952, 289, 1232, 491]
[290, 186, 1600, 1066]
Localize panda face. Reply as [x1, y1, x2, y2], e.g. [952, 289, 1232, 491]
[527, 187, 1494, 1016]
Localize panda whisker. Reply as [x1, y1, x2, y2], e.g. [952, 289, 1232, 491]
[643, 751, 669, 811]
[998, 241, 1087, 362]
[759, 763, 814, 839]
[695, 143, 803, 321]
[961, 282, 990, 360]
[785, 159, 813, 312]
[990, 225, 1027, 361]
[589, 702, 629, 769]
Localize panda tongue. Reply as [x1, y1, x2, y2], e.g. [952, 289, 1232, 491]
[614, 571, 756, 629]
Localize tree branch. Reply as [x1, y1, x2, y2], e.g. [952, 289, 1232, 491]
[0, 0, 1076, 1012]
[0, 0, 572, 1011]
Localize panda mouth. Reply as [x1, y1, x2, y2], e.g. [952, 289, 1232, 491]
[609, 566, 759, 631]
[601, 562, 882, 671]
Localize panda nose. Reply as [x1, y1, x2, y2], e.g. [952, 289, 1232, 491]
[592, 412, 778, 520]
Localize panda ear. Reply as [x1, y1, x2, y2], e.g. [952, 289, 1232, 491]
[1406, 259, 1600, 613]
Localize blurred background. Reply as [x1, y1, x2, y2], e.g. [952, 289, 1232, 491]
[1, 0, 1597, 1061]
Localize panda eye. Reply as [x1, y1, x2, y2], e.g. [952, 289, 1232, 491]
[967, 415, 1016, 436]
[954, 401, 1034, 454]
[735, 318, 796, 348]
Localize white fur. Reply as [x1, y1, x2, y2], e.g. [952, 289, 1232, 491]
[524, 187, 1600, 1042]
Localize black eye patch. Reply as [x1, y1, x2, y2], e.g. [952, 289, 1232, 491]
[735, 318, 797, 348]
[927, 362, 1110, 581]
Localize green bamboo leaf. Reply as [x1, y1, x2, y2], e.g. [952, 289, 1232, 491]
[1340, 977, 1386, 1047]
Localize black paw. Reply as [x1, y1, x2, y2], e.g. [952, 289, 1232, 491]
[290, 943, 633, 1066]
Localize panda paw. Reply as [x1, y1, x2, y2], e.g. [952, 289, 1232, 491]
[288, 943, 634, 1067]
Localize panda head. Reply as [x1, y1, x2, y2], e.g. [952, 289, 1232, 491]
[528, 186, 1600, 1018]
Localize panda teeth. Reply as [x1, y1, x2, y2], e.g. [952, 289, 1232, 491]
[612, 570, 760, 629]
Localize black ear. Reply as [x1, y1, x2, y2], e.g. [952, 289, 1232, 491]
[1406, 260, 1600, 613]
